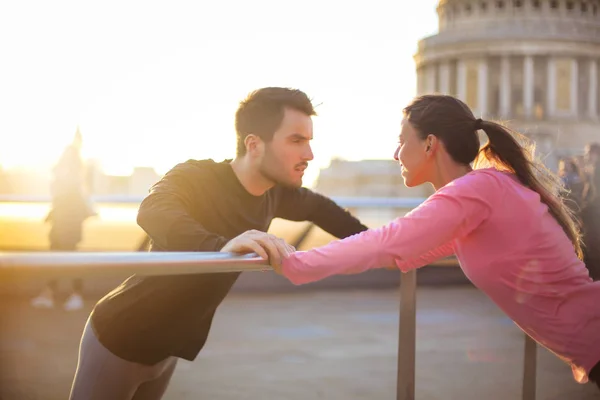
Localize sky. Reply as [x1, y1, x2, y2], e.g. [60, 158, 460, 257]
[0, 0, 439, 187]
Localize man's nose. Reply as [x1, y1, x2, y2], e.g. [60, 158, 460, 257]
[304, 145, 314, 161]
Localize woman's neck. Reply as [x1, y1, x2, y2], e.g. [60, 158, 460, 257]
[430, 162, 473, 191]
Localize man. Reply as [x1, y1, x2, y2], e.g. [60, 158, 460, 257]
[69, 87, 368, 400]
[581, 142, 600, 281]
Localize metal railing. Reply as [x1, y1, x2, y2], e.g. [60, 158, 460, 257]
[0, 194, 537, 399]
[0, 250, 538, 400]
[0, 194, 428, 208]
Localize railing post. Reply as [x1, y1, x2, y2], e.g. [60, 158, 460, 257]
[397, 269, 417, 400]
[522, 333, 537, 400]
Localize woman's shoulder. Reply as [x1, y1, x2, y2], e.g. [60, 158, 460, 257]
[444, 168, 509, 192]
[423, 168, 509, 211]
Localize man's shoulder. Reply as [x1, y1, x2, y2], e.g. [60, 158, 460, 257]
[165, 159, 231, 178]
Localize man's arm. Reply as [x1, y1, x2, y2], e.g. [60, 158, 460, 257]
[274, 187, 368, 238]
[137, 161, 295, 270]
[137, 163, 229, 252]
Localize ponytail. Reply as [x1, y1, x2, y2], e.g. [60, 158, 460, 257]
[474, 121, 583, 259]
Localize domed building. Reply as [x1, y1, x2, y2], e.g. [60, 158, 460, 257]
[415, 0, 600, 168]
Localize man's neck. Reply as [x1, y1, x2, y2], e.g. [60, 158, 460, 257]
[230, 157, 274, 196]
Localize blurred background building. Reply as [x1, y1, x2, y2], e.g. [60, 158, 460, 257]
[414, 0, 600, 170]
[316, 0, 600, 197]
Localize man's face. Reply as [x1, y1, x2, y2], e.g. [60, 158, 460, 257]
[259, 107, 314, 188]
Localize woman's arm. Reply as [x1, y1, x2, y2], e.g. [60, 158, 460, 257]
[281, 171, 499, 285]
[340, 241, 455, 274]
[394, 241, 455, 272]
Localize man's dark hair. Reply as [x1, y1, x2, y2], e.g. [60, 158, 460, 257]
[235, 87, 317, 156]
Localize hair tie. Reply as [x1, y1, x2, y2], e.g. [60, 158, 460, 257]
[474, 118, 483, 130]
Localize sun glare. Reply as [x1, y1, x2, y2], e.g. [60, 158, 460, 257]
[0, 0, 439, 181]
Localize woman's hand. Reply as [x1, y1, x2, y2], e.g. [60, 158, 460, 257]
[220, 230, 296, 271]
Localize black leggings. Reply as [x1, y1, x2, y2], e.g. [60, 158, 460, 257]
[590, 361, 600, 390]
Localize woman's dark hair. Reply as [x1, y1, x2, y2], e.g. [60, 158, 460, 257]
[403, 94, 583, 259]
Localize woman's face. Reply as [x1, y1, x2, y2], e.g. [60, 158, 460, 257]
[393, 118, 431, 187]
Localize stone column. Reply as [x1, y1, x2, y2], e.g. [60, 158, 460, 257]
[570, 58, 579, 117]
[477, 58, 488, 116]
[425, 64, 437, 94]
[456, 60, 467, 101]
[499, 56, 511, 118]
[416, 67, 425, 96]
[523, 55, 534, 118]
[589, 59, 598, 119]
[439, 61, 451, 94]
[547, 57, 556, 118]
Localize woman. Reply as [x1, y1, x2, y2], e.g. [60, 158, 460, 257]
[278, 95, 600, 388]
[558, 157, 585, 215]
[31, 142, 95, 311]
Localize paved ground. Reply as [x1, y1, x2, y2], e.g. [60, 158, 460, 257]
[0, 286, 598, 400]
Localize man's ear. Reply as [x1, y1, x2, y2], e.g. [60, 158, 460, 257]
[244, 134, 264, 156]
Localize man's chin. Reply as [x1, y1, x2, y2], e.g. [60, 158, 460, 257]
[259, 165, 302, 188]
[277, 176, 303, 188]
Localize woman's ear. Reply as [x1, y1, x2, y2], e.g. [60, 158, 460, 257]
[425, 134, 437, 154]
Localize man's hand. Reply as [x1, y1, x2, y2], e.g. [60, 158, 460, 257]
[220, 230, 295, 271]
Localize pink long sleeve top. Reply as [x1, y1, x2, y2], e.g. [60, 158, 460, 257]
[282, 168, 600, 383]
